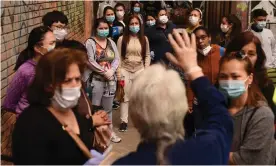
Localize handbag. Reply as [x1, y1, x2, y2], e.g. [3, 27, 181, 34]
[80, 89, 112, 153]
[115, 81, 125, 102]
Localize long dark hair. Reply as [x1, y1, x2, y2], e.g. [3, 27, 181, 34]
[14, 26, 52, 71]
[219, 52, 267, 107]
[121, 15, 146, 61]
[226, 31, 270, 88]
[223, 14, 242, 38]
[27, 48, 87, 107]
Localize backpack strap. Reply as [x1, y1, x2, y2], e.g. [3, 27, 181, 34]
[219, 46, 225, 57]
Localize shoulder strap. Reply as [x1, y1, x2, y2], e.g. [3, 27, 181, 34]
[81, 88, 93, 116]
[242, 107, 259, 142]
[219, 46, 225, 57]
[48, 107, 92, 159]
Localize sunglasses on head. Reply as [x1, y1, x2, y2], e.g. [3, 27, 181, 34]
[233, 51, 247, 59]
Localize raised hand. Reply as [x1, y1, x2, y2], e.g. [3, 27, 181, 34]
[166, 29, 203, 80]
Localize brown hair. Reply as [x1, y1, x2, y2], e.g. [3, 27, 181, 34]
[219, 52, 266, 107]
[27, 48, 87, 106]
[121, 15, 146, 62]
[226, 31, 270, 88]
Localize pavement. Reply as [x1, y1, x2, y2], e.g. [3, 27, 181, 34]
[102, 108, 140, 165]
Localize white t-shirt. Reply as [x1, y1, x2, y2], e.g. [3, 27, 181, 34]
[251, 28, 276, 69]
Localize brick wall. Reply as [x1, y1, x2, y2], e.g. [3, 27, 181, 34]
[1, 1, 92, 164]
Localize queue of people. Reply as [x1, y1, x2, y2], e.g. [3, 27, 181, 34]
[1, 2, 276, 165]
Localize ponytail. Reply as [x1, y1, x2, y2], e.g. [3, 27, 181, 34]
[14, 26, 52, 71]
[14, 48, 35, 71]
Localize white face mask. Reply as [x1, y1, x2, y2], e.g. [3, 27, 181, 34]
[53, 29, 68, 41]
[116, 11, 125, 19]
[189, 16, 200, 26]
[198, 45, 212, 56]
[38, 44, 55, 55]
[257, 21, 267, 29]
[43, 44, 55, 52]
[220, 24, 230, 33]
[52, 86, 81, 111]
[159, 15, 168, 24]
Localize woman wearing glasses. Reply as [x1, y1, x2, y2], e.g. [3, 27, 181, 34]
[186, 27, 225, 107]
[184, 27, 225, 134]
[218, 51, 275, 165]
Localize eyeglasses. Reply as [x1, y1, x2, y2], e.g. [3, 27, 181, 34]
[51, 25, 68, 30]
[196, 35, 208, 41]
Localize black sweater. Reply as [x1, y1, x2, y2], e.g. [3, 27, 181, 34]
[12, 105, 93, 165]
[145, 22, 176, 64]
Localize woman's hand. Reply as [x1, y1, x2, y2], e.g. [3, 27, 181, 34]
[166, 29, 203, 80]
[104, 69, 115, 80]
[84, 149, 105, 165]
[92, 111, 111, 127]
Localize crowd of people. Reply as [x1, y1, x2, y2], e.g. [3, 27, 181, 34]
[2, 1, 276, 165]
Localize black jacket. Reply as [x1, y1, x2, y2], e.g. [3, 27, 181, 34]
[145, 22, 176, 64]
[12, 105, 93, 165]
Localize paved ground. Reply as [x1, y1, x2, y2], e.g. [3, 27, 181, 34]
[103, 108, 140, 165]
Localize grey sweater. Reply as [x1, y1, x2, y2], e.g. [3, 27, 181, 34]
[231, 103, 276, 165]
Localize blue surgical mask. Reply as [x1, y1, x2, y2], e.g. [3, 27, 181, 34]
[219, 77, 249, 99]
[129, 25, 140, 34]
[146, 20, 156, 27]
[97, 29, 109, 38]
[133, 7, 140, 13]
[106, 15, 115, 23]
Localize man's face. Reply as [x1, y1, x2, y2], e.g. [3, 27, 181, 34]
[50, 21, 67, 30]
[157, 9, 167, 18]
[254, 16, 267, 23]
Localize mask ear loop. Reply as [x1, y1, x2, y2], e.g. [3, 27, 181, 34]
[35, 45, 45, 56]
[244, 75, 251, 90]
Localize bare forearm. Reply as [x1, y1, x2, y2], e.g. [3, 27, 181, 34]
[229, 152, 236, 165]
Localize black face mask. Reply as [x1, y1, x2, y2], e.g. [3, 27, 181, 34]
[251, 23, 263, 32]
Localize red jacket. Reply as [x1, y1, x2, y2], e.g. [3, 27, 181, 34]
[186, 44, 224, 107]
